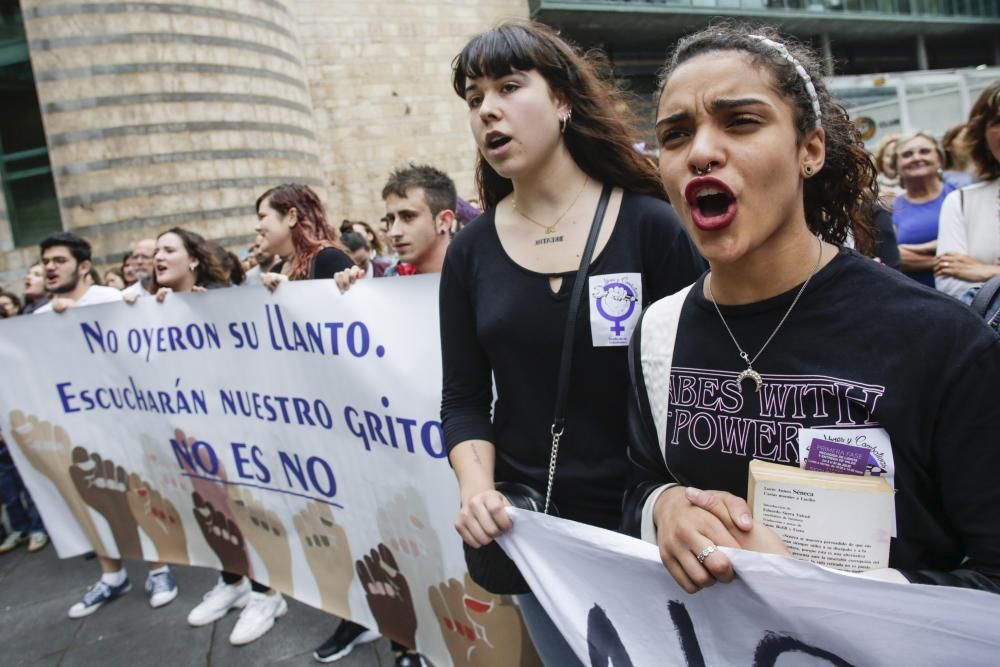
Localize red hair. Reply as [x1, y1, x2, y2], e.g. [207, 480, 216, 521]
[256, 184, 345, 280]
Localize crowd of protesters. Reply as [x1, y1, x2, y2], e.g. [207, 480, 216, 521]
[873, 80, 1000, 300]
[0, 16, 998, 667]
[0, 164, 468, 665]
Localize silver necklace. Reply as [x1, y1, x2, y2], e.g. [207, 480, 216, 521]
[707, 236, 823, 392]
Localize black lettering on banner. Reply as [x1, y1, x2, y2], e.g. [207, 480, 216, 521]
[584, 600, 856, 667]
[668, 601, 706, 667]
[752, 632, 855, 667]
[586, 604, 634, 667]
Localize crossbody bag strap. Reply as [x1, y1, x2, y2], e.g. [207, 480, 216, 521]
[543, 184, 613, 514]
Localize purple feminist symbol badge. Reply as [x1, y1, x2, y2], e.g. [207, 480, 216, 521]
[593, 281, 638, 335]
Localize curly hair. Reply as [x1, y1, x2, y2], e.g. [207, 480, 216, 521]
[255, 184, 344, 281]
[658, 23, 877, 255]
[452, 20, 665, 209]
[153, 227, 230, 289]
[964, 81, 1000, 181]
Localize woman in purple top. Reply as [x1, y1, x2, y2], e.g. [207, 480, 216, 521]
[892, 131, 955, 287]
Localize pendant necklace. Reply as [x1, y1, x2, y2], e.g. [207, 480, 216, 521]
[708, 235, 823, 392]
[513, 175, 589, 238]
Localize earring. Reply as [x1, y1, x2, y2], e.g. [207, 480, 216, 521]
[559, 110, 572, 134]
[802, 164, 815, 177]
[189, 264, 197, 272]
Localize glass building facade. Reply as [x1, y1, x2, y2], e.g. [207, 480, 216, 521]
[0, 1, 61, 250]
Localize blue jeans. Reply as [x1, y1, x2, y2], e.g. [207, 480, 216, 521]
[0, 454, 45, 535]
[516, 592, 584, 667]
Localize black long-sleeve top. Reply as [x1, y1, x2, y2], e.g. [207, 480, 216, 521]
[440, 191, 705, 529]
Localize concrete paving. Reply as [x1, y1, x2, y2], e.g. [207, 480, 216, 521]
[0, 544, 391, 667]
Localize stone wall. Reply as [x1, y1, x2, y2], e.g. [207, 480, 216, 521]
[0, 0, 529, 289]
[291, 0, 529, 223]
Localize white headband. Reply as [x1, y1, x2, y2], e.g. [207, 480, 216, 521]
[748, 35, 822, 130]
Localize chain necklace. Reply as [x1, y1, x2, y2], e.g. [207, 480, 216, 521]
[708, 235, 823, 392]
[513, 176, 589, 235]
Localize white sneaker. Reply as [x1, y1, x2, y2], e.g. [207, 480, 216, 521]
[27, 531, 49, 553]
[229, 591, 287, 645]
[0, 531, 26, 554]
[187, 577, 251, 626]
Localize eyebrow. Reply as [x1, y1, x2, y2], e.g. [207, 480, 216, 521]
[656, 97, 770, 129]
[464, 70, 526, 94]
[710, 97, 769, 111]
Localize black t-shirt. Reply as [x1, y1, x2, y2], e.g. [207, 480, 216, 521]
[272, 247, 355, 280]
[627, 248, 1000, 591]
[440, 191, 705, 528]
[872, 205, 901, 270]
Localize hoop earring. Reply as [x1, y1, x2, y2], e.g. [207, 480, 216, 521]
[560, 110, 572, 134]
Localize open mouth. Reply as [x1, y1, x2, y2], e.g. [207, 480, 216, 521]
[685, 178, 737, 231]
[485, 132, 512, 151]
[695, 190, 733, 218]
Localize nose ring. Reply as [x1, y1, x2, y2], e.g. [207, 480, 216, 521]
[694, 162, 715, 176]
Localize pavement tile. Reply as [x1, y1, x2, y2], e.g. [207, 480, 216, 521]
[1, 546, 385, 666]
[0, 593, 83, 665]
[0, 546, 94, 607]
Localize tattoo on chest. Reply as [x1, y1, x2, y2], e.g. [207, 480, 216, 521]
[535, 235, 564, 246]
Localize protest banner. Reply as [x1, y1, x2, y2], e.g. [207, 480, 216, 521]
[500, 508, 1000, 667]
[5, 277, 999, 667]
[0, 277, 540, 667]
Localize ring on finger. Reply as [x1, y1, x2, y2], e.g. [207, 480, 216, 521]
[696, 544, 718, 565]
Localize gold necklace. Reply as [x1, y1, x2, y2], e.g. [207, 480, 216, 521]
[513, 176, 589, 235]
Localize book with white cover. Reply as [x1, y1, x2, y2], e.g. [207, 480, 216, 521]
[747, 460, 893, 573]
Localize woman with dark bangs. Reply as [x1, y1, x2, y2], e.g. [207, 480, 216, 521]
[624, 23, 1000, 599]
[440, 20, 704, 664]
[256, 184, 355, 290]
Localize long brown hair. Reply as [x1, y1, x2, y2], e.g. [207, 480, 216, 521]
[659, 23, 877, 255]
[965, 81, 1000, 181]
[256, 184, 345, 280]
[452, 20, 665, 209]
[152, 227, 230, 290]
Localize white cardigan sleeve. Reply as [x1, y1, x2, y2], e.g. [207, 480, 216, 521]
[935, 190, 976, 299]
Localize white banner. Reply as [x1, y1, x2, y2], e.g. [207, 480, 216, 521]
[500, 509, 1000, 666]
[0, 277, 540, 667]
